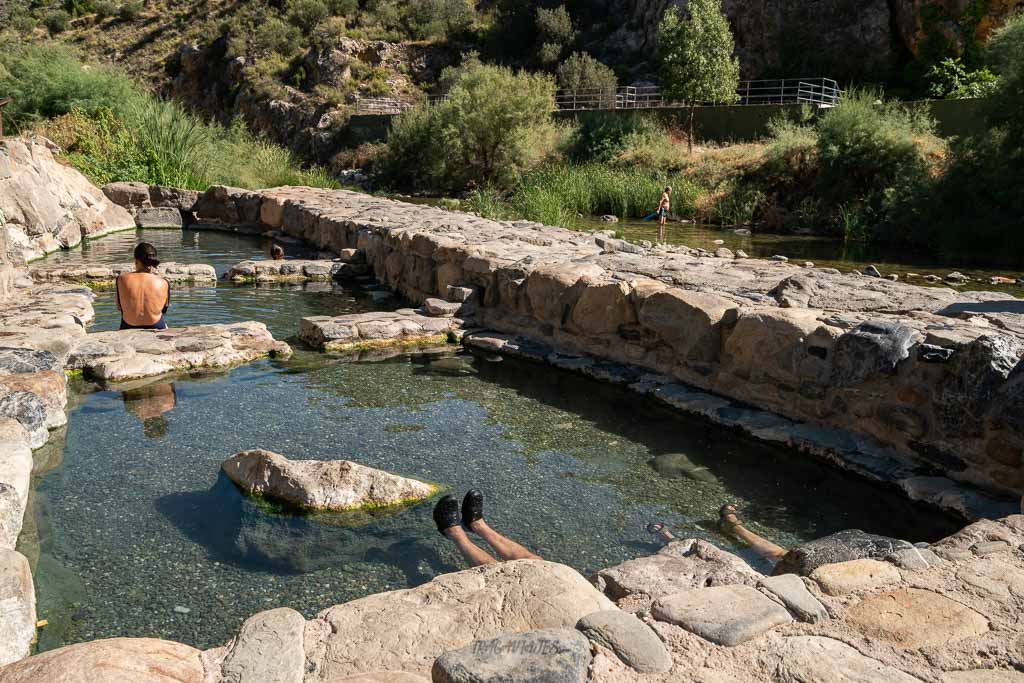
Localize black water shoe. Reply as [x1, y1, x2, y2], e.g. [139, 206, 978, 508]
[433, 494, 461, 536]
[462, 489, 484, 528]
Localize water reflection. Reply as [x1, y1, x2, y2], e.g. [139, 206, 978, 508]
[122, 382, 177, 439]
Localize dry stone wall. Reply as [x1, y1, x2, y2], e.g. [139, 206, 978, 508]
[192, 185, 1024, 503]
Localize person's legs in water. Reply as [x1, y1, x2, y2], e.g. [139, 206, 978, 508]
[461, 490, 542, 561]
[645, 521, 676, 546]
[719, 503, 788, 562]
[433, 495, 497, 566]
[658, 210, 667, 243]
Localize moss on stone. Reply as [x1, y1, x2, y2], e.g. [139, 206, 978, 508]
[323, 334, 451, 353]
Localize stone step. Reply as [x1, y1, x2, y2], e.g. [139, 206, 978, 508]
[30, 262, 217, 286]
[298, 311, 457, 353]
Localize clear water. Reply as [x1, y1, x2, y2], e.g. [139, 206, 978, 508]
[24, 229, 962, 652]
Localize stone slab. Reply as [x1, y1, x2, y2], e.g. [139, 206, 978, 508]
[302, 560, 614, 679]
[650, 584, 793, 647]
[431, 628, 591, 683]
[66, 322, 291, 382]
[224, 259, 366, 282]
[135, 206, 183, 228]
[30, 262, 217, 286]
[298, 311, 456, 353]
[844, 588, 989, 648]
[0, 637, 203, 682]
[757, 574, 828, 623]
[218, 607, 305, 683]
[576, 609, 671, 673]
[772, 636, 920, 682]
[810, 558, 903, 596]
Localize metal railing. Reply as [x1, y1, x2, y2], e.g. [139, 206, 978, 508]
[354, 77, 841, 116]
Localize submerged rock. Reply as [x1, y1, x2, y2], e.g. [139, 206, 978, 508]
[648, 452, 716, 483]
[773, 529, 914, 576]
[221, 449, 437, 511]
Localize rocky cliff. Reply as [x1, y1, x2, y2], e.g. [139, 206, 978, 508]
[600, 0, 1024, 80]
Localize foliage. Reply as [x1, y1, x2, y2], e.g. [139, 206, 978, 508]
[657, 0, 739, 151]
[569, 111, 669, 164]
[983, 11, 1024, 149]
[287, 0, 330, 32]
[404, 0, 475, 40]
[926, 57, 999, 98]
[118, 0, 142, 20]
[556, 52, 617, 99]
[93, 0, 117, 20]
[535, 5, 576, 65]
[64, 0, 96, 17]
[43, 9, 71, 34]
[2, 42, 338, 192]
[377, 63, 558, 191]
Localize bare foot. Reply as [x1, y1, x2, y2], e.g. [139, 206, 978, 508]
[645, 521, 676, 545]
[718, 503, 742, 535]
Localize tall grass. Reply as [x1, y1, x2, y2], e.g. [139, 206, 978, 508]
[2, 41, 339, 191]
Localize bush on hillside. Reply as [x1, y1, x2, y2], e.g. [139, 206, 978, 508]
[535, 5, 575, 65]
[378, 64, 558, 191]
[287, 0, 330, 32]
[94, 0, 118, 20]
[569, 112, 669, 164]
[43, 10, 72, 34]
[405, 0, 475, 40]
[556, 52, 617, 106]
[118, 0, 142, 20]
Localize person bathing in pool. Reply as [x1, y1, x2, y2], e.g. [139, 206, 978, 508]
[647, 503, 788, 567]
[433, 491, 543, 566]
[115, 242, 170, 330]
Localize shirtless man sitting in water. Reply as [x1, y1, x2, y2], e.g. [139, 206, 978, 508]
[116, 242, 171, 330]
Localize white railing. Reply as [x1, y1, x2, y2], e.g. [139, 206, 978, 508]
[354, 78, 841, 115]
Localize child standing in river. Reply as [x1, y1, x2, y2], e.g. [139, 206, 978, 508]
[657, 186, 672, 243]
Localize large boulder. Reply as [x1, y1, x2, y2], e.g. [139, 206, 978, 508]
[0, 548, 35, 666]
[0, 140, 134, 261]
[773, 529, 914, 576]
[221, 449, 437, 511]
[0, 637, 203, 682]
[638, 289, 735, 363]
[303, 560, 615, 679]
[431, 628, 592, 683]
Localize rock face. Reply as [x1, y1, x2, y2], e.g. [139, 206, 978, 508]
[66, 322, 291, 382]
[0, 140, 135, 262]
[0, 637, 203, 682]
[298, 311, 457, 352]
[192, 185, 1024, 503]
[301, 560, 615, 679]
[431, 628, 592, 683]
[221, 449, 437, 511]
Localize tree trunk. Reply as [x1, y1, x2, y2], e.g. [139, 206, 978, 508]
[688, 106, 695, 155]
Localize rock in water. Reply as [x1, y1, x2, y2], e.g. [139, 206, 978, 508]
[649, 453, 716, 483]
[773, 529, 914, 576]
[431, 628, 591, 683]
[221, 449, 437, 511]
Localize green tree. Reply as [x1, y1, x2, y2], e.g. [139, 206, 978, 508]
[657, 0, 739, 152]
[442, 64, 557, 185]
[926, 57, 998, 99]
[557, 52, 617, 107]
[535, 5, 576, 65]
[287, 0, 329, 32]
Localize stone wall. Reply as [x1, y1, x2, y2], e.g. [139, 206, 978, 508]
[192, 186, 1024, 502]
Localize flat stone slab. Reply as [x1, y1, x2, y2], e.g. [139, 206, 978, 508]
[298, 311, 457, 352]
[221, 449, 437, 511]
[225, 258, 366, 282]
[844, 588, 989, 648]
[0, 286, 93, 364]
[0, 637, 203, 682]
[757, 574, 828, 623]
[772, 636, 920, 682]
[651, 584, 793, 646]
[303, 560, 614, 679]
[30, 262, 217, 286]
[576, 609, 672, 673]
[217, 607, 305, 683]
[810, 558, 903, 596]
[431, 628, 591, 683]
[66, 321, 291, 382]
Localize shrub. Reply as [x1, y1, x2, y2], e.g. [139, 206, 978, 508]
[570, 111, 668, 163]
[926, 57, 998, 99]
[406, 0, 474, 40]
[287, 0, 329, 32]
[374, 104, 450, 191]
[94, 0, 118, 20]
[118, 0, 142, 20]
[43, 10, 72, 34]
[814, 89, 939, 239]
[535, 5, 575, 64]
[557, 52, 617, 105]
[327, 0, 359, 16]
[64, 0, 96, 17]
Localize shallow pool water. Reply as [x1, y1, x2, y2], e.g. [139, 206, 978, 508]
[25, 229, 962, 652]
